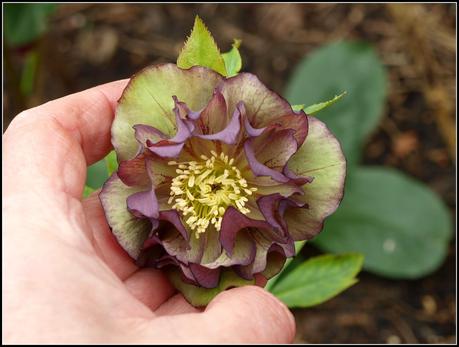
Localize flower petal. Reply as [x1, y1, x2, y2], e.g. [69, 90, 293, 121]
[197, 101, 242, 144]
[243, 138, 290, 183]
[204, 231, 256, 268]
[118, 154, 150, 187]
[217, 73, 293, 128]
[159, 210, 190, 242]
[126, 188, 159, 219]
[146, 142, 185, 158]
[113, 64, 222, 161]
[251, 128, 298, 169]
[99, 173, 152, 258]
[219, 206, 272, 256]
[285, 116, 346, 240]
[189, 264, 221, 288]
[199, 90, 229, 134]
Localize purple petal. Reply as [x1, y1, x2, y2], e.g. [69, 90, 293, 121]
[283, 164, 314, 186]
[257, 193, 306, 235]
[197, 101, 242, 144]
[219, 206, 273, 256]
[117, 154, 150, 187]
[244, 116, 266, 137]
[189, 264, 221, 288]
[127, 189, 159, 219]
[251, 128, 298, 169]
[243, 138, 290, 183]
[199, 90, 228, 135]
[134, 124, 168, 145]
[159, 210, 190, 242]
[170, 107, 194, 143]
[146, 142, 185, 158]
[172, 95, 201, 120]
[267, 113, 309, 147]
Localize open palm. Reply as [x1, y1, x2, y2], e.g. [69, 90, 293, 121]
[3, 80, 295, 344]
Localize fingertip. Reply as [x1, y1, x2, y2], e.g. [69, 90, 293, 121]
[204, 285, 296, 343]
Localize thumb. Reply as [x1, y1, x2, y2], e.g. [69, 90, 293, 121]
[202, 285, 296, 343]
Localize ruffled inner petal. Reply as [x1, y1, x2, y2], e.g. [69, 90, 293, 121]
[197, 101, 243, 144]
[127, 188, 159, 219]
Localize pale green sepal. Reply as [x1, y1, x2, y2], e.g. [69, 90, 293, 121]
[168, 269, 255, 307]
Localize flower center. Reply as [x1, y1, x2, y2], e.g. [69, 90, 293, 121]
[168, 151, 257, 238]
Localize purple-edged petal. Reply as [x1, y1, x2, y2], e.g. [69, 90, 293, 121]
[283, 164, 314, 186]
[251, 128, 298, 169]
[118, 154, 150, 187]
[169, 106, 194, 142]
[159, 228, 205, 264]
[235, 233, 288, 280]
[127, 188, 159, 219]
[267, 113, 308, 147]
[243, 138, 290, 183]
[244, 115, 266, 137]
[261, 245, 288, 278]
[159, 210, 190, 241]
[204, 232, 256, 268]
[99, 173, 152, 258]
[219, 206, 273, 256]
[199, 90, 229, 135]
[285, 116, 346, 240]
[197, 101, 242, 144]
[112, 64, 223, 161]
[172, 95, 201, 120]
[133, 124, 168, 149]
[146, 142, 185, 158]
[145, 156, 176, 188]
[217, 73, 293, 128]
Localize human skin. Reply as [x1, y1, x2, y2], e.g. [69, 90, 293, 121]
[2, 80, 296, 344]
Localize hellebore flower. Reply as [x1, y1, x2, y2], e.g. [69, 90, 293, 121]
[100, 64, 346, 305]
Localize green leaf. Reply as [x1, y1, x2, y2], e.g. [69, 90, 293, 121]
[270, 253, 364, 308]
[303, 92, 347, 114]
[86, 159, 109, 189]
[177, 16, 227, 76]
[285, 41, 387, 167]
[313, 167, 453, 279]
[291, 104, 304, 112]
[20, 50, 39, 96]
[292, 92, 347, 115]
[83, 185, 95, 198]
[105, 150, 118, 176]
[222, 39, 242, 77]
[4, 3, 57, 46]
[167, 269, 255, 307]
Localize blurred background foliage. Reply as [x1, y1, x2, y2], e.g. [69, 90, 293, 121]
[3, 3, 456, 344]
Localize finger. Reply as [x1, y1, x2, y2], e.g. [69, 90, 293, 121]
[3, 79, 128, 199]
[154, 294, 202, 316]
[124, 268, 175, 312]
[202, 286, 296, 343]
[82, 192, 138, 280]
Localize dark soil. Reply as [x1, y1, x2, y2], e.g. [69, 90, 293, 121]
[4, 3, 456, 344]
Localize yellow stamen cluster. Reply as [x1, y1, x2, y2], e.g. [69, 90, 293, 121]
[168, 151, 257, 238]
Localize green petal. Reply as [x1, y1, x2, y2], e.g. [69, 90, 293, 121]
[167, 268, 255, 307]
[285, 116, 346, 240]
[99, 174, 151, 258]
[112, 64, 222, 161]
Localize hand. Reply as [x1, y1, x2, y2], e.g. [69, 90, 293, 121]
[3, 80, 296, 344]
